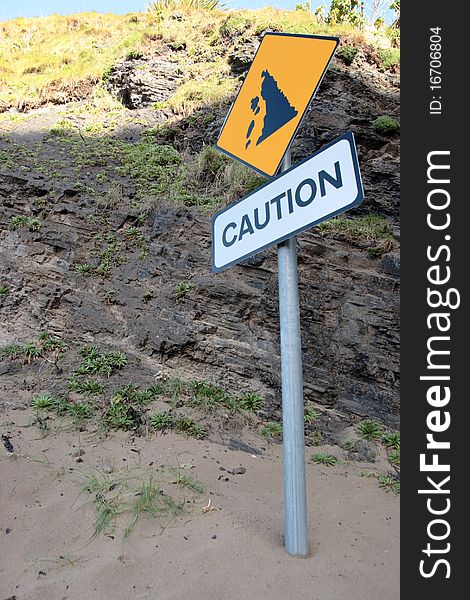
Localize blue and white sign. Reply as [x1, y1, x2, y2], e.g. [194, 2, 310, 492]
[212, 131, 364, 272]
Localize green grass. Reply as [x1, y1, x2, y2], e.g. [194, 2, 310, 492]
[75, 263, 95, 275]
[0, 344, 23, 360]
[150, 377, 237, 413]
[388, 448, 400, 466]
[77, 470, 133, 538]
[93, 495, 124, 538]
[260, 422, 282, 439]
[304, 405, 319, 424]
[151, 411, 174, 431]
[373, 115, 399, 135]
[124, 226, 146, 248]
[310, 452, 340, 466]
[382, 431, 400, 451]
[161, 75, 236, 116]
[174, 281, 195, 299]
[9, 215, 41, 231]
[77, 469, 188, 540]
[357, 419, 383, 441]
[74, 348, 128, 376]
[31, 394, 56, 412]
[382, 431, 400, 467]
[78, 470, 118, 495]
[75, 237, 129, 278]
[341, 439, 357, 451]
[78, 345, 99, 358]
[188, 380, 235, 412]
[0, 284, 9, 296]
[105, 403, 137, 430]
[39, 332, 68, 352]
[125, 478, 184, 537]
[31, 393, 93, 424]
[169, 467, 205, 494]
[153, 377, 191, 401]
[22, 343, 43, 362]
[337, 44, 358, 65]
[68, 377, 106, 396]
[142, 289, 155, 303]
[318, 214, 393, 243]
[104, 382, 158, 431]
[119, 141, 182, 197]
[308, 430, 323, 446]
[377, 474, 400, 494]
[66, 402, 94, 423]
[377, 47, 400, 71]
[174, 417, 207, 439]
[238, 392, 262, 412]
[0, 333, 67, 363]
[187, 145, 265, 205]
[151, 411, 207, 438]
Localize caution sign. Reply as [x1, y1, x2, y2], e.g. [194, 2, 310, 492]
[212, 132, 363, 272]
[216, 32, 338, 178]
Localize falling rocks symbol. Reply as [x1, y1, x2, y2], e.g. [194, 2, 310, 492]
[245, 69, 298, 150]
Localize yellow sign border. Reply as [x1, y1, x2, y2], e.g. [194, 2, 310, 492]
[216, 32, 339, 179]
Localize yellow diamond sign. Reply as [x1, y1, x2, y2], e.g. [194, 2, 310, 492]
[216, 32, 339, 178]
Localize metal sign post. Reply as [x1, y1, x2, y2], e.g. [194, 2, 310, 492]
[277, 149, 308, 557]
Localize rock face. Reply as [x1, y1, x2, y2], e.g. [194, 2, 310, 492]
[0, 181, 399, 432]
[0, 33, 400, 438]
[104, 48, 184, 109]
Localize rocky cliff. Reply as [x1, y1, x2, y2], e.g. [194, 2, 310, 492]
[0, 9, 400, 441]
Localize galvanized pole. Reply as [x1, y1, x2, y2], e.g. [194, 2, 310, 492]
[277, 148, 309, 557]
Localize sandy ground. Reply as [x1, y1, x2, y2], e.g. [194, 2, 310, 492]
[0, 412, 399, 600]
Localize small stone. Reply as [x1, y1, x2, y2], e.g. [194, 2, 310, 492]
[2, 435, 14, 453]
[71, 448, 85, 458]
[211, 534, 217, 540]
[231, 467, 246, 475]
[102, 463, 114, 474]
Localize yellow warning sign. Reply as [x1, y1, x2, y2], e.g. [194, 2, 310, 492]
[216, 32, 338, 178]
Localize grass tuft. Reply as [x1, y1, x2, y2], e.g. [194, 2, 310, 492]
[169, 467, 205, 494]
[377, 474, 400, 494]
[31, 394, 56, 412]
[377, 47, 400, 71]
[174, 281, 195, 299]
[151, 411, 174, 431]
[74, 349, 127, 376]
[318, 214, 393, 243]
[105, 403, 137, 430]
[357, 419, 383, 441]
[382, 431, 400, 450]
[174, 417, 207, 439]
[304, 405, 320, 424]
[310, 452, 340, 466]
[260, 421, 282, 439]
[337, 44, 358, 65]
[238, 392, 262, 412]
[69, 377, 106, 396]
[9, 215, 42, 231]
[373, 115, 399, 135]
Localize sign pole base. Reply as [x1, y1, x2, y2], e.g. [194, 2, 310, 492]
[277, 149, 309, 557]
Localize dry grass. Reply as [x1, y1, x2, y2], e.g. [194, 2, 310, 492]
[0, 12, 157, 109]
[0, 8, 396, 112]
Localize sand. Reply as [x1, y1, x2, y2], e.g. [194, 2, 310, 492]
[0, 413, 399, 600]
